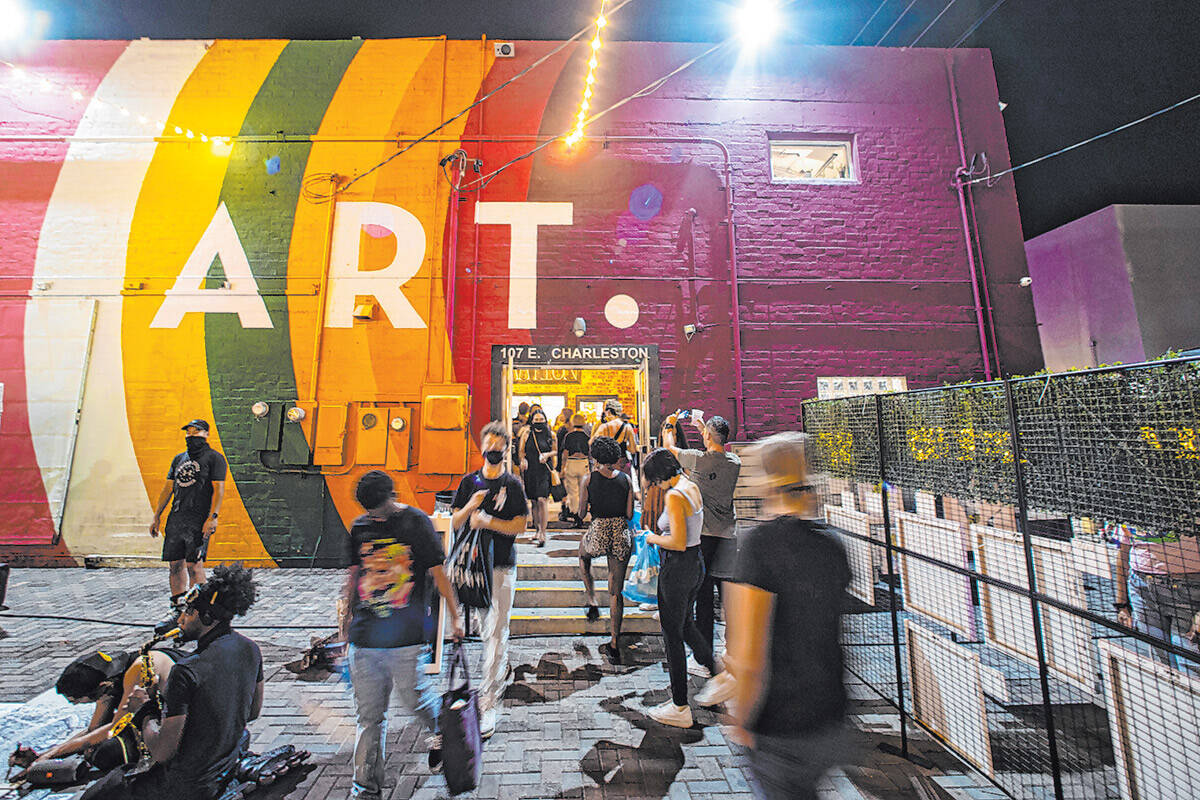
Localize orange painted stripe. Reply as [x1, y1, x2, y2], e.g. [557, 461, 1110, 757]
[123, 40, 288, 565]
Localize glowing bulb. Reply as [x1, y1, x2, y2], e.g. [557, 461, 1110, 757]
[596, 15, 607, 27]
[185, 129, 194, 139]
[591, 37, 602, 50]
[137, 115, 148, 124]
[589, 57, 597, 68]
[173, 125, 183, 135]
[211, 137, 233, 157]
[584, 88, 592, 99]
[737, 0, 779, 47]
[200, 133, 208, 142]
[585, 73, 595, 85]
[580, 100, 589, 112]
[70, 90, 82, 100]
[120, 107, 130, 116]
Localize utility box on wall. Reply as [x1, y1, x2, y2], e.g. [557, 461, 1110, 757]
[281, 401, 316, 465]
[355, 407, 388, 465]
[313, 403, 348, 466]
[386, 407, 413, 471]
[419, 384, 470, 475]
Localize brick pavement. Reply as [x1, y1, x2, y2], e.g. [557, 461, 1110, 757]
[1, 568, 999, 799]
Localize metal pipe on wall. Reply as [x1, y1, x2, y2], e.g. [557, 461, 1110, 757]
[945, 54, 994, 381]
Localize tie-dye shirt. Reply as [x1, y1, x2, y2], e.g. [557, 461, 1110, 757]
[347, 506, 445, 648]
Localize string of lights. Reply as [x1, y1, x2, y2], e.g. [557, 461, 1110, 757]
[0, 58, 232, 150]
[565, 0, 608, 147]
[965, 89, 1200, 186]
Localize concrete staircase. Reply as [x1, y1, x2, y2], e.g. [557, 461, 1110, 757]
[493, 524, 660, 637]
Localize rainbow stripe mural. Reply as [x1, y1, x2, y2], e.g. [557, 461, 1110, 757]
[0, 38, 1037, 565]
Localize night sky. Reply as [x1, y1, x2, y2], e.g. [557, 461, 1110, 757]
[32, 0, 1200, 239]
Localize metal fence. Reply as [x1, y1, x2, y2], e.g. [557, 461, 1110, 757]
[801, 357, 1200, 800]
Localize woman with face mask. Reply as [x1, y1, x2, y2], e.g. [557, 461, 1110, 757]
[518, 409, 556, 547]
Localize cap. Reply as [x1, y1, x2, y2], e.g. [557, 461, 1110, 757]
[181, 419, 210, 432]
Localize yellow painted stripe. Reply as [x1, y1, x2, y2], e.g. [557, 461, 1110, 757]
[123, 40, 288, 565]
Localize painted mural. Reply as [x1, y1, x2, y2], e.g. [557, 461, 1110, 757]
[0, 38, 1039, 565]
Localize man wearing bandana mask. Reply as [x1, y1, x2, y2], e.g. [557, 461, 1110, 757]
[149, 419, 227, 634]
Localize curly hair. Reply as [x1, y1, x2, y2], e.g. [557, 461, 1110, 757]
[55, 659, 107, 701]
[641, 448, 683, 485]
[202, 563, 257, 619]
[355, 469, 393, 510]
[590, 435, 622, 466]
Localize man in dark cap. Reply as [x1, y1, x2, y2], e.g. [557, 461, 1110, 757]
[149, 419, 227, 633]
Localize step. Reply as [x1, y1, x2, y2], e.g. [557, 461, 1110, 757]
[514, 581, 613, 608]
[517, 563, 611, 581]
[503, 607, 661, 636]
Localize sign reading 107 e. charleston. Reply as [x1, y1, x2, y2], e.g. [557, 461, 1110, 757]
[493, 345, 653, 365]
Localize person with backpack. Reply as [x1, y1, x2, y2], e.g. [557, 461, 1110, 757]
[341, 471, 464, 797]
[577, 436, 634, 664]
[451, 421, 529, 740]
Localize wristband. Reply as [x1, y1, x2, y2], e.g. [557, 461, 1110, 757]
[478, 511, 494, 527]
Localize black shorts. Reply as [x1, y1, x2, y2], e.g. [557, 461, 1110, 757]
[162, 516, 208, 563]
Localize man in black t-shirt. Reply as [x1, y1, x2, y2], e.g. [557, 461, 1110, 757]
[560, 414, 591, 526]
[82, 565, 262, 800]
[451, 420, 528, 740]
[149, 419, 227, 632]
[340, 471, 464, 793]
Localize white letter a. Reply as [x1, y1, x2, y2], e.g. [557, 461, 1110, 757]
[150, 202, 273, 329]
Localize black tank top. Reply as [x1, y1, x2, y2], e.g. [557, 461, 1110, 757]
[588, 470, 631, 518]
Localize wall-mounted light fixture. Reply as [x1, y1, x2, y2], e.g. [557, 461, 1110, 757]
[251, 401, 269, 418]
[572, 317, 587, 338]
[353, 302, 375, 321]
[286, 406, 306, 423]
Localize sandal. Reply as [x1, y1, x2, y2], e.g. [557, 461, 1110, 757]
[585, 604, 600, 622]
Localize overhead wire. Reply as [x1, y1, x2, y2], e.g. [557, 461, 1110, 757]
[908, 0, 960, 47]
[949, 0, 1010, 47]
[300, 0, 637, 203]
[875, 0, 920, 46]
[850, 0, 891, 44]
[966, 89, 1200, 186]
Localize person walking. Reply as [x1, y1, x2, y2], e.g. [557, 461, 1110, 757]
[640, 449, 736, 727]
[661, 411, 741, 672]
[578, 436, 633, 664]
[451, 421, 529, 740]
[725, 433, 853, 800]
[341, 471, 465, 796]
[148, 419, 226, 633]
[590, 400, 639, 489]
[518, 408, 556, 547]
[560, 414, 592, 527]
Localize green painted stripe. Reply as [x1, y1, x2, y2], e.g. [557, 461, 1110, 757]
[206, 40, 362, 565]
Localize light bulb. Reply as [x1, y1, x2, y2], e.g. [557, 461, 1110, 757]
[591, 37, 602, 50]
[586, 73, 595, 85]
[173, 125, 183, 135]
[580, 100, 589, 112]
[589, 57, 598, 68]
[185, 129, 194, 139]
[596, 15, 608, 27]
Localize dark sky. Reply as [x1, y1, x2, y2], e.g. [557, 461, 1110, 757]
[35, 0, 1200, 239]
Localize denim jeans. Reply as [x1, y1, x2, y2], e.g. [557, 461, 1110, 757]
[480, 565, 517, 710]
[1128, 570, 1200, 673]
[658, 545, 715, 706]
[747, 722, 853, 800]
[348, 643, 439, 798]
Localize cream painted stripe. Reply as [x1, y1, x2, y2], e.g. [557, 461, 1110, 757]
[25, 40, 209, 547]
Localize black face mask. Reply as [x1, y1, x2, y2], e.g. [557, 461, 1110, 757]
[532, 422, 548, 432]
[185, 436, 208, 456]
[483, 450, 505, 465]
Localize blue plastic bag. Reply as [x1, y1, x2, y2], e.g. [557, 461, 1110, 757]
[623, 531, 660, 605]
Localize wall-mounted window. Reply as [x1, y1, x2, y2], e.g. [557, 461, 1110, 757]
[770, 138, 855, 183]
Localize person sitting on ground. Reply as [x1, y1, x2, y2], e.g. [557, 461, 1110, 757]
[725, 432, 853, 800]
[81, 564, 263, 800]
[641, 448, 736, 728]
[578, 436, 634, 664]
[16, 643, 186, 770]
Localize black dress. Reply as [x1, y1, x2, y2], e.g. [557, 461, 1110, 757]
[522, 427, 554, 500]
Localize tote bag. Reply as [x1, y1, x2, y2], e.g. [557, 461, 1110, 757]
[439, 644, 484, 795]
[447, 524, 493, 609]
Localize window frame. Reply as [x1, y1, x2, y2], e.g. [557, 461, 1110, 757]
[768, 135, 859, 185]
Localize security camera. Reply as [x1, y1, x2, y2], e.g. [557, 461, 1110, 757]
[1019, 276, 1032, 287]
[683, 323, 697, 341]
[572, 317, 586, 338]
[494, 42, 515, 57]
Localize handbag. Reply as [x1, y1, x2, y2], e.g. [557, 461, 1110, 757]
[622, 532, 660, 605]
[447, 524, 493, 609]
[531, 429, 567, 502]
[439, 643, 483, 795]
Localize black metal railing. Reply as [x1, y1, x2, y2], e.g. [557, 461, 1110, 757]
[802, 357, 1200, 800]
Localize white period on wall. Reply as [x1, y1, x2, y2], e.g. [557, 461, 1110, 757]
[24, 40, 207, 546]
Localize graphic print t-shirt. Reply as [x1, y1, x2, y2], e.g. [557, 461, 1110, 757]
[167, 446, 227, 520]
[346, 506, 446, 648]
[452, 471, 529, 568]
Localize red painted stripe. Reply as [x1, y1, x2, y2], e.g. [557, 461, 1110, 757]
[0, 41, 128, 555]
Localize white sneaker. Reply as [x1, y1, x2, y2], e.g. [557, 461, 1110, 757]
[480, 706, 498, 740]
[647, 700, 693, 728]
[695, 670, 737, 707]
[687, 656, 712, 678]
